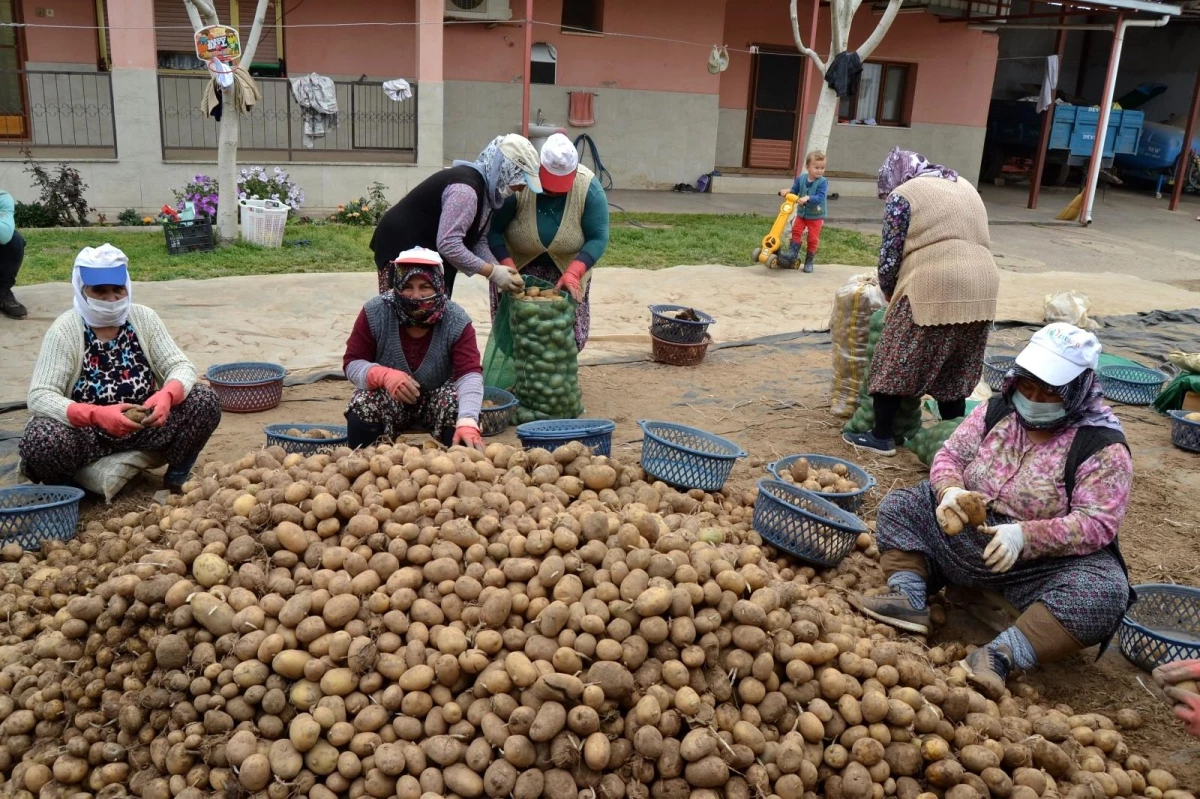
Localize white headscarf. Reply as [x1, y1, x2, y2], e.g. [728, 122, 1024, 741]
[72, 244, 133, 328]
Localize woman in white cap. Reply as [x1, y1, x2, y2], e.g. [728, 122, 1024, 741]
[370, 134, 541, 298]
[342, 247, 485, 451]
[487, 132, 610, 350]
[20, 245, 222, 492]
[855, 323, 1134, 700]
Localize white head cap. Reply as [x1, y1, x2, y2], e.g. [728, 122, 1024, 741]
[1016, 323, 1102, 386]
[539, 133, 579, 193]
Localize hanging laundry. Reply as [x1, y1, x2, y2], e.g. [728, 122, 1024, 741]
[201, 64, 261, 120]
[568, 91, 596, 127]
[824, 52, 863, 98]
[289, 72, 339, 148]
[383, 78, 413, 102]
[1037, 55, 1059, 114]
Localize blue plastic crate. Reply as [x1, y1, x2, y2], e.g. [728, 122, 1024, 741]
[1119, 584, 1200, 672]
[517, 419, 616, 456]
[767, 454, 876, 515]
[639, 420, 745, 492]
[649, 305, 714, 345]
[1098, 365, 1167, 406]
[481, 387, 520, 437]
[752, 479, 867, 568]
[1169, 410, 1200, 453]
[0, 485, 84, 550]
[265, 424, 349, 455]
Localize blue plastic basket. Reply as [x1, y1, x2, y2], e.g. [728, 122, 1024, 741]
[0, 486, 84, 550]
[206, 361, 287, 413]
[1169, 410, 1200, 453]
[517, 419, 616, 456]
[767, 454, 876, 514]
[638, 420, 746, 492]
[1119, 584, 1200, 672]
[481, 387, 520, 437]
[265, 424, 349, 455]
[983, 355, 1016, 391]
[1098, 365, 1168, 406]
[752, 479, 868, 568]
[649, 305, 715, 345]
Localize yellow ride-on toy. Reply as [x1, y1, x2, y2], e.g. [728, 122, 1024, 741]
[752, 193, 799, 269]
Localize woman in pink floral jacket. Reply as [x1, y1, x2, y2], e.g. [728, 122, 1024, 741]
[855, 323, 1133, 701]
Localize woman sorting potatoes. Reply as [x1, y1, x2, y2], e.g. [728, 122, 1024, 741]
[342, 248, 485, 451]
[20, 245, 222, 492]
[854, 324, 1134, 700]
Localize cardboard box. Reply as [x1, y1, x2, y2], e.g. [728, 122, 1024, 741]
[1184, 391, 1200, 412]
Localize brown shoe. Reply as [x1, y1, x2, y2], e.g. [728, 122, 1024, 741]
[852, 591, 931, 634]
[962, 644, 1013, 700]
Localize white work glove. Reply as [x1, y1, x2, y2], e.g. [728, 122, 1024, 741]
[487, 264, 525, 292]
[981, 523, 1024, 574]
[937, 486, 968, 518]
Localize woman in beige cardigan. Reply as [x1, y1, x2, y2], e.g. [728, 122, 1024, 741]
[20, 245, 221, 492]
[844, 148, 999, 456]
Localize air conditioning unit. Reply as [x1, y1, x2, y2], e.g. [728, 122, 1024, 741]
[445, 0, 512, 21]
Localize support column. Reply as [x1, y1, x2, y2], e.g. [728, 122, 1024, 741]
[1027, 16, 1067, 210]
[106, 0, 161, 208]
[416, 0, 445, 167]
[1168, 66, 1200, 212]
[795, 0, 820, 176]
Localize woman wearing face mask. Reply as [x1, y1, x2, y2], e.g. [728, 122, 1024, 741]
[342, 247, 485, 451]
[486, 133, 610, 350]
[854, 323, 1134, 701]
[369, 134, 542, 299]
[20, 245, 222, 492]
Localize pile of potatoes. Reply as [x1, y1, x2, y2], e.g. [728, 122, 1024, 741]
[782, 458, 862, 496]
[0, 440, 1193, 799]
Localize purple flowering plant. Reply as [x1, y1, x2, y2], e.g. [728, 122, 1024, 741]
[173, 166, 305, 219]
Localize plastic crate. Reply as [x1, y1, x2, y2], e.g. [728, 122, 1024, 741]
[1169, 410, 1200, 453]
[1118, 584, 1200, 672]
[752, 479, 867, 567]
[265, 424, 349, 455]
[480, 387, 519, 437]
[649, 305, 714, 345]
[651, 332, 712, 366]
[163, 219, 215, 255]
[767, 454, 876, 514]
[239, 198, 289, 248]
[983, 355, 1016, 391]
[517, 419, 616, 456]
[206, 362, 286, 413]
[1098, 365, 1168, 406]
[639, 420, 746, 492]
[0, 486, 84, 550]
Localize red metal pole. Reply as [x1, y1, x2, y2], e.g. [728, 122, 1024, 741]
[1027, 14, 1067, 209]
[521, 0, 533, 138]
[1168, 66, 1200, 211]
[795, 0, 821, 176]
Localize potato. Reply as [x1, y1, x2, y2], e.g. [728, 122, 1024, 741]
[192, 552, 231, 587]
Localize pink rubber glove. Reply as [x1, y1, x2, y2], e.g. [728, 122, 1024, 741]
[499, 257, 516, 268]
[66, 402, 142, 438]
[556, 260, 588, 303]
[367, 365, 420, 404]
[452, 419, 485, 451]
[142, 380, 186, 428]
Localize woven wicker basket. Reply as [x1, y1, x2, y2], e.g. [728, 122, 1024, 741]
[651, 332, 712, 366]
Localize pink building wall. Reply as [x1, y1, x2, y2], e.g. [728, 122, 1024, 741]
[443, 0, 726, 94]
[21, 0, 99, 66]
[283, 0, 417, 77]
[719, 0, 998, 128]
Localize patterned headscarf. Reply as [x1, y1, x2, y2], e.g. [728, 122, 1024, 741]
[384, 264, 448, 328]
[1001, 366, 1124, 433]
[877, 147, 959, 198]
[453, 135, 529, 210]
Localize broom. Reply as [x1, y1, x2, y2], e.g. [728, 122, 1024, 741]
[1055, 189, 1084, 221]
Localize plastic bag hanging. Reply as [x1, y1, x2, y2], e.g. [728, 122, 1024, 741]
[707, 46, 730, 75]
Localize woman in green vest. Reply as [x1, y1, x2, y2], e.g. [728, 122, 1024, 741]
[487, 133, 610, 350]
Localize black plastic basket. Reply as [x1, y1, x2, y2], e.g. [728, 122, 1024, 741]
[264, 424, 349, 455]
[163, 219, 215, 255]
[767, 454, 876, 514]
[517, 419, 616, 455]
[480, 387, 519, 437]
[649, 305, 715, 345]
[1169, 410, 1200, 453]
[1098, 365, 1168, 406]
[752, 479, 868, 567]
[983, 355, 1016, 391]
[1118, 584, 1200, 672]
[639, 420, 745, 492]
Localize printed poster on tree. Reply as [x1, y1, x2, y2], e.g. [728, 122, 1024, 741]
[195, 25, 242, 62]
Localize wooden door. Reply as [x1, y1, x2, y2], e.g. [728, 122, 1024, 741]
[0, 0, 25, 137]
[744, 49, 802, 169]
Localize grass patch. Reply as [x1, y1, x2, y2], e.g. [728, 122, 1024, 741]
[17, 213, 879, 286]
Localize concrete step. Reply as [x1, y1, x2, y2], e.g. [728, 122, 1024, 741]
[711, 173, 879, 197]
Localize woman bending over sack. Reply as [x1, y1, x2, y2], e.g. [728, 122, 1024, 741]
[854, 323, 1134, 700]
[20, 245, 221, 492]
[342, 248, 485, 451]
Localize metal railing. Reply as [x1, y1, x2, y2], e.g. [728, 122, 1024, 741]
[0, 70, 117, 156]
[158, 74, 417, 162]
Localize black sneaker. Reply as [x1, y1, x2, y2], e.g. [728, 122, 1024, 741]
[843, 430, 896, 457]
[851, 591, 932, 634]
[962, 644, 1013, 700]
[0, 290, 26, 320]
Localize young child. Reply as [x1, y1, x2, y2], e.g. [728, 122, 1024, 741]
[778, 151, 828, 273]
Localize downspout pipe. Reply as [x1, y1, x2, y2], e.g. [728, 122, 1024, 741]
[521, 0, 533, 138]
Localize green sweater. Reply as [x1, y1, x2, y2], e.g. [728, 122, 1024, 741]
[488, 176, 610, 268]
[0, 191, 15, 244]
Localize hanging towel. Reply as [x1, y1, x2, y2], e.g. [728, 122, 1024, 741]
[383, 78, 413, 102]
[1037, 55, 1059, 114]
[824, 52, 863, 98]
[568, 91, 596, 127]
[289, 72, 339, 148]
